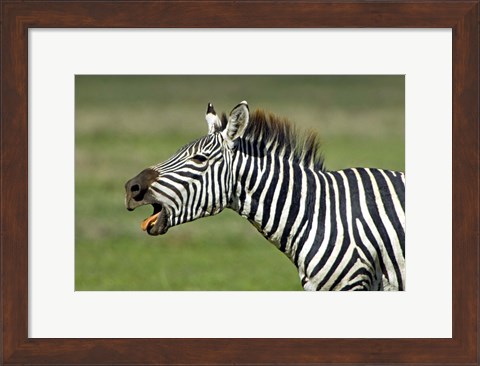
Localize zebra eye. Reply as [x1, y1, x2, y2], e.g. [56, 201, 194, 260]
[191, 154, 208, 164]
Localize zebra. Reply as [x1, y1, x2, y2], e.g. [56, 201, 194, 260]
[125, 101, 405, 291]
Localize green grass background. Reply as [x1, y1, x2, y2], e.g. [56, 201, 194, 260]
[75, 75, 404, 291]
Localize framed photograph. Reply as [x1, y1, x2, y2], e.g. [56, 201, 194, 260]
[1, 1, 478, 364]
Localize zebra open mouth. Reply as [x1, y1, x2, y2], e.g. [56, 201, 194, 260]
[141, 203, 169, 236]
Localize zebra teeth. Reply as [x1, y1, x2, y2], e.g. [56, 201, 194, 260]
[141, 203, 163, 232]
[141, 212, 160, 231]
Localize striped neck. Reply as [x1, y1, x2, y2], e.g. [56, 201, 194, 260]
[228, 142, 321, 261]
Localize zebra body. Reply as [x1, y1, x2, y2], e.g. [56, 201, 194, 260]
[125, 101, 405, 291]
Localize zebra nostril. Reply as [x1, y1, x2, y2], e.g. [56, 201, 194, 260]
[126, 168, 158, 202]
[130, 184, 140, 193]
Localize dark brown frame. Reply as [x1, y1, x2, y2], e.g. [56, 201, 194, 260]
[1, 1, 478, 365]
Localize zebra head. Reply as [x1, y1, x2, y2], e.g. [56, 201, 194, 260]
[124, 101, 249, 235]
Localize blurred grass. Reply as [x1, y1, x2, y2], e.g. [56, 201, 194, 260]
[75, 75, 404, 291]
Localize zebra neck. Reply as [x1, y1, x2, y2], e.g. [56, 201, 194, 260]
[229, 153, 322, 262]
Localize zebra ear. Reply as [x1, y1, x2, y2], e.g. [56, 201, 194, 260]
[223, 101, 249, 143]
[205, 102, 223, 134]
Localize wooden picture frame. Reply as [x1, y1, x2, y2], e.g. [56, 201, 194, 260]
[1, 1, 478, 364]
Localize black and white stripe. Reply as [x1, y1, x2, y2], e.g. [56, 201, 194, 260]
[230, 138, 405, 290]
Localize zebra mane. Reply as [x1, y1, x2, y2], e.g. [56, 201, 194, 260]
[221, 109, 325, 171]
